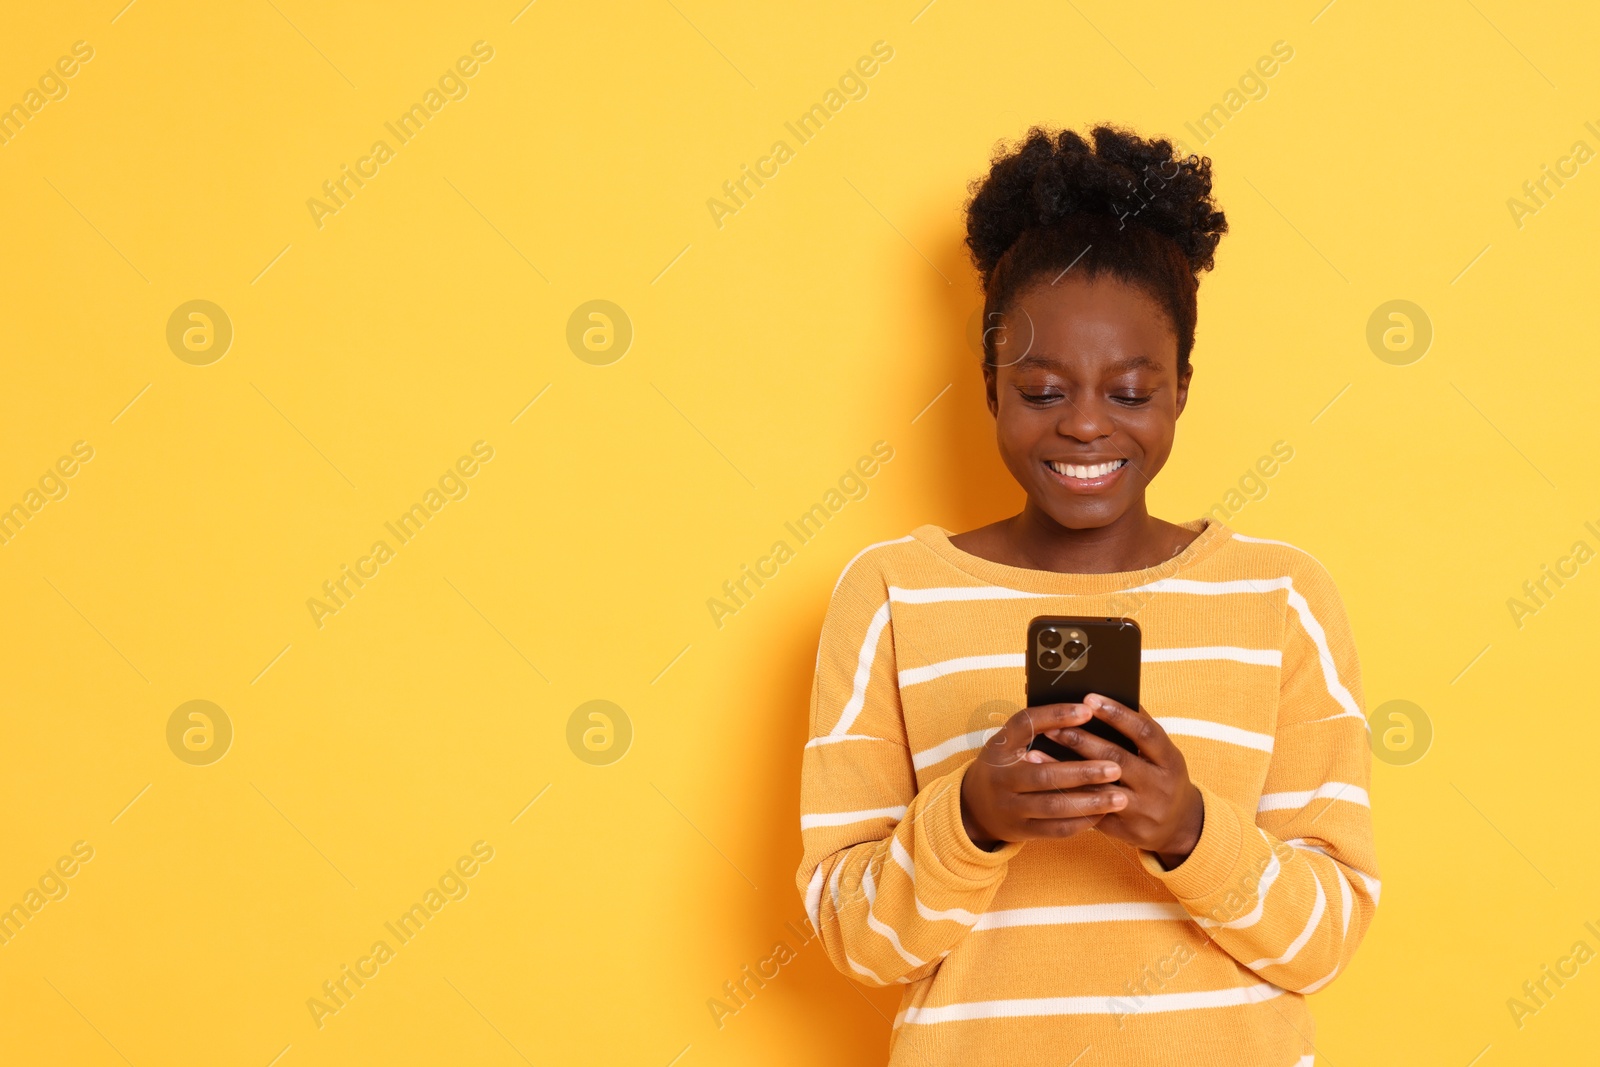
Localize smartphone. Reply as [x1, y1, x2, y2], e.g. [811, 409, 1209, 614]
[1024, 616, 1141, 761]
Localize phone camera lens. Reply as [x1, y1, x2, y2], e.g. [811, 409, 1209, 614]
[1039, 650, 1062, 670]
[1039, 629, 1062, 649]
[1063, 640, 1086, 659]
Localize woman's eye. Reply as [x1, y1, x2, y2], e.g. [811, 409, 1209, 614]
[1113, 394, 1152, 406]
[1019, 391, 1062, 404]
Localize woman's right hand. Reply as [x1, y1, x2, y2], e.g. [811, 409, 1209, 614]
[959, 703, 1127, 850]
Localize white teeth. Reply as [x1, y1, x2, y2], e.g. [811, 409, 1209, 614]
[1048, 459, 1127, 479]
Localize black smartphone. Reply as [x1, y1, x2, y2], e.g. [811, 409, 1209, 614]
[1024, 616, 1141, 761]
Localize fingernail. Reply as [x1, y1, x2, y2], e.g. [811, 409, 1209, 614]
[1086, 694, 1105, 708]
[1110, 792, 1126, 806]
[1102, 765, 1119, 779]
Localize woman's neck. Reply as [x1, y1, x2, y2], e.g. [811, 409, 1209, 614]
[953, 500, 1200, 575]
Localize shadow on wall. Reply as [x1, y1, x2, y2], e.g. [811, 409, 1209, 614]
[731, 224, 1026, 1049]
[922, 230, 1026, 535]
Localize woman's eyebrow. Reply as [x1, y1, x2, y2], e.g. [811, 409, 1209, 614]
[1014, 354, 1164, 373]
[1106, 355, 1164, 373]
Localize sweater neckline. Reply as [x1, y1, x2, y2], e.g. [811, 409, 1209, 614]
[914, 517, 1231, 596]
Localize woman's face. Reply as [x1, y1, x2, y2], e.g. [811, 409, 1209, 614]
[983, 274, 1190, 532]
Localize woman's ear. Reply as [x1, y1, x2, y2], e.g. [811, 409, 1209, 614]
[1175, 361, 1193, 418]
[983, 363, 999, 417]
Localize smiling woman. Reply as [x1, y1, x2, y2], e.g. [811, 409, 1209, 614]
[796, 125, 1379, 1067]
[958, 125, 1226, 565]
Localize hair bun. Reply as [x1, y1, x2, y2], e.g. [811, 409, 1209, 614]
[965, 125, 1227, 285]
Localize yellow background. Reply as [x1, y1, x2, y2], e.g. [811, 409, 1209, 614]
[2, 1, 1597, 1063]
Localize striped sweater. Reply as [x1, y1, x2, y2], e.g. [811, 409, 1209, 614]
[796, 519, 1378, 1067]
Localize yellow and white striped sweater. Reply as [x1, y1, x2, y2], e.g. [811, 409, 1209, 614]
[796, 518, 1378, 1067]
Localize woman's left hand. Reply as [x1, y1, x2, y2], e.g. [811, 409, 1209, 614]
[1034, 693, 1205, 870]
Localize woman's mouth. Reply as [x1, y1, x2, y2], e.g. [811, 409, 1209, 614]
[1044, 457, 1128, 491]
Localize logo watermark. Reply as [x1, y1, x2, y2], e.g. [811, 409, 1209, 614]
[306, 42, 495, 230]
[567, 700, 632, 766]
[1506, 518, 1600, 630]
[1368, 699, 1431, 766]
[1366, 300, 1432, 366]
[167, 700, 233, 766]
[1507, 918, 1600, 1030]
[0, 440, 94, 547]
[566, 300, 632, 365]
[1506, 123, 1599, 230]
[0, 841, 94, 947]
[306, 841, 495, 1029]
[706, 41, 894, 230]
[306, 441, 495, 629]
[707, 441, 894, 629]
[1204, 440, 1294, 527]
[166, 300, 232, 365]
[706, 916, 816, 1029]
[0, 40, 94, 148]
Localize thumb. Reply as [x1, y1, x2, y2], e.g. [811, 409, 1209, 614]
[980, 703, 1086, 764]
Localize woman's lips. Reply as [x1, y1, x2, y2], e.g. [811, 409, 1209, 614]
[1043, 457, 1129, 492]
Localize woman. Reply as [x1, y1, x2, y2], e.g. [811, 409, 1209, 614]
[796, 125, 1377, 1066]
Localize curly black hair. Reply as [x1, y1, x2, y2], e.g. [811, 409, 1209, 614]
[965, 125, 1228, 370]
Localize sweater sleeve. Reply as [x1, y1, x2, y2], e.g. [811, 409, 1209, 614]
[1137, 559, 1380, 993]
[795, 552, 1022, 986]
